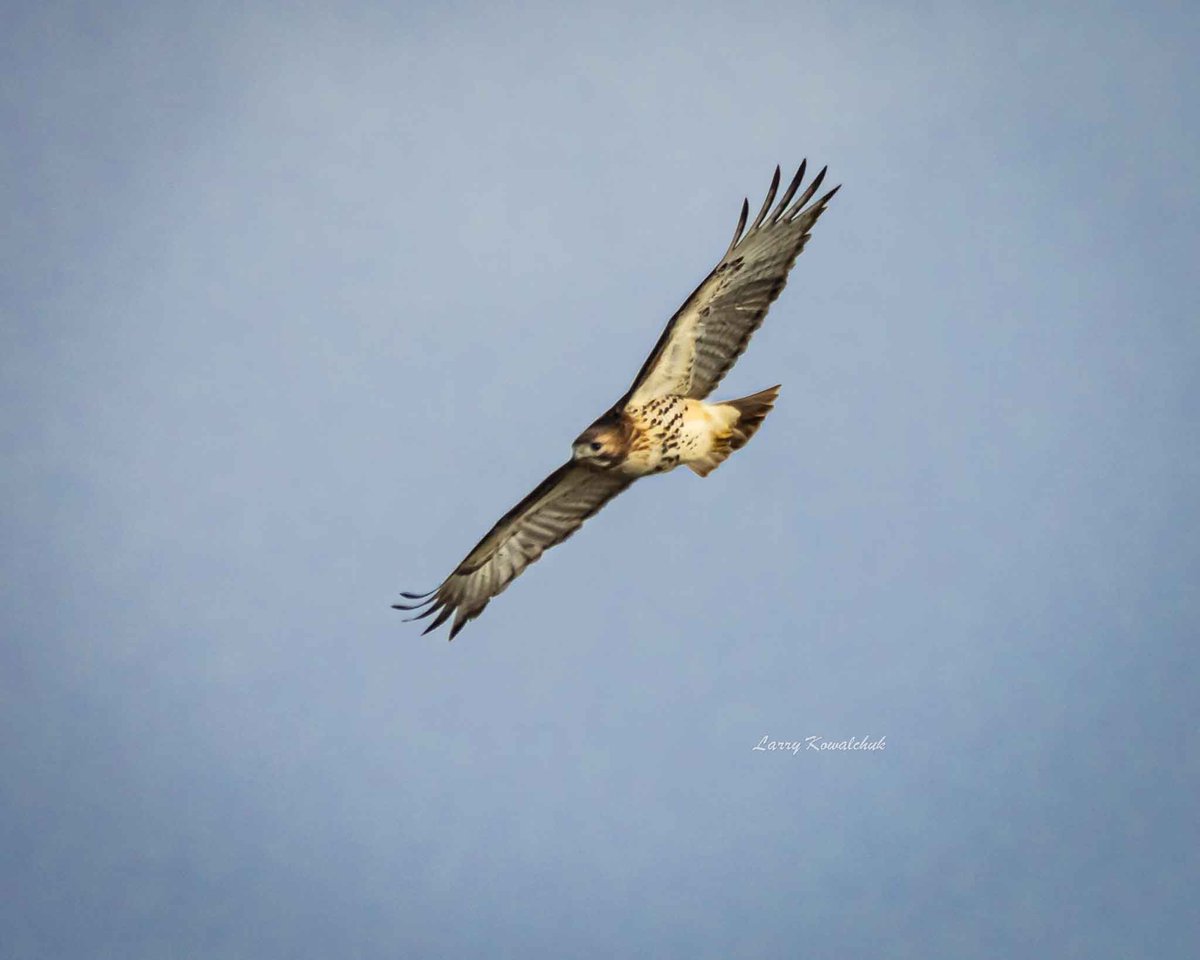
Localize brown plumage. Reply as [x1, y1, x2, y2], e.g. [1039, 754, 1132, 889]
[396, 163, 839, 639]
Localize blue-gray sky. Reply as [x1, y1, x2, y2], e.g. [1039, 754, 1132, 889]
[3, 2, 1198, 957]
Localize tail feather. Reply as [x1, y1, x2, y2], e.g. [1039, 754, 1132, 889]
[687, 385, 781, 477]
[725, 384, 781, 450]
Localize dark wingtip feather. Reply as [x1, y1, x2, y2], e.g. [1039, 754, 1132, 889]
[725, 197, 750, 256]
[449, 606, 485, 641]
[770, 160, 807, 224]
[399, 589, 435, 600]
[788, 165, 829, 219]
[404, 599, 444, 622]
[421, 605, 454, 635]
[749, 165, 782, 233]
[392, 593, 437, 611]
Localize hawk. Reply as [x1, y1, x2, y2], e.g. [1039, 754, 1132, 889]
[396, 162, 840, 639]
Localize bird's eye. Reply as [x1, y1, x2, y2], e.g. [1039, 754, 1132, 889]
[590, 441, 603, 451]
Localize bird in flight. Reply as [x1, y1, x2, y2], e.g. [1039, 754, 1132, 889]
[396, 162, 840, 639]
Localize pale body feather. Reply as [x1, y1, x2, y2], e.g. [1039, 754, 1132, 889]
[621, 398, 740, 477]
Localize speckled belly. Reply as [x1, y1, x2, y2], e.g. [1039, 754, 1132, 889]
[620, 396, 728, 476]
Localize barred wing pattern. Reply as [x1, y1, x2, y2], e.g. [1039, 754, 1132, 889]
[625, 161, 840, 405]
[394, 463, 632, 639]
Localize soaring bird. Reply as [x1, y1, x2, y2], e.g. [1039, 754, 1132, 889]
[396, 162, 839, 639]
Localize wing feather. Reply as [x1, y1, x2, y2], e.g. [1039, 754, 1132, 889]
[625, 162, 839, 404]
[748, 165, 781, 233]
[395, 463, 632, 639]
[769, 160, 806, 225]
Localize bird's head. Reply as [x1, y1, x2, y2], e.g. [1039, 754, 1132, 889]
[572, 412, 629, 468]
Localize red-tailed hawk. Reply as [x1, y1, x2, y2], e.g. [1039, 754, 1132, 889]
[396, 162, 839, 638]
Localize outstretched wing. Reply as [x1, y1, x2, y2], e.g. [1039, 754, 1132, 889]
[394, 463, 633, 640]
[624, 162, 839, 405]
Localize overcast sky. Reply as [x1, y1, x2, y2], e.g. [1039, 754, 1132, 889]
[3, 2, 1198, 957]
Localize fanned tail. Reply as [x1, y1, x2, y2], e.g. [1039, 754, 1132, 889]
[687, 385, 781, 477]
[724, 384, 781, 451]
